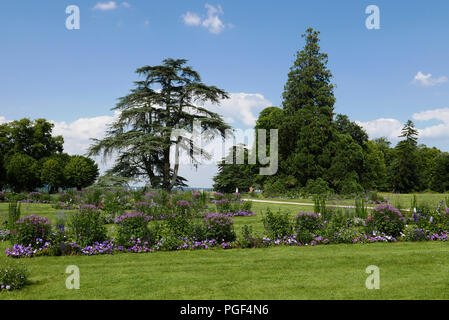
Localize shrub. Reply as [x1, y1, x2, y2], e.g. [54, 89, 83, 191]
[262, 209, 293, 239]
[239, 225, 266, 249]
[10, 215, 51, 248]
[324, 222, 364, 244]
[294, 212, 323, 233]
[102, 192, 125, 217]
[0, 262, 29, 291]
[203, 213, 236, 242]
[115, 212, 152, 247]
[296, 230, 314, 244]
[164, 214, 193, 238]
[67, 205, 107, 247]
[366, 204, 406, 237]
[7, 202, 21, 234]
[175, 200, 192, 216]
[301, 178, 332, 196]
[214, 199, 232, 214]
[402, 225, 427, 242]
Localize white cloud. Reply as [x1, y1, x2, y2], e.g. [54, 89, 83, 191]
[413, 71, 448, 87]
[204, 93, 272, 127]
[412, 108, 449, 140]
[121, 2, 131, 8]
[182, 4, 229, 34]
[93, 1, 118, 11]
[356, 118, 403, 142]
[51, 114, 117, 155]
[0, 116, 7, 124]
[357, 107, 449, 148]
[183, 12, 201, 26]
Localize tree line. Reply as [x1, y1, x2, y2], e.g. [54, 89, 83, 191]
[0, 118, 99, 193]
[213, 28, 449, 194]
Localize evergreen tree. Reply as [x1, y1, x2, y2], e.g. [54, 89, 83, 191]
[390, 120, 419, 193]
[88, 58, 230, 191]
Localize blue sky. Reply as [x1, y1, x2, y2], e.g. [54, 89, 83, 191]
[1, 1, 449, 187]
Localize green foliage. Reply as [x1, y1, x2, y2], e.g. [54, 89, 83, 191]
[402, 225, 427, 242]
[89, 58, 231, 191]
[354, 198, 368, 219]
[40, 158, 65, 193]
[262, 209, 293, 239]
[64, 156, 99, 190]
[294, 212, 323, 233]
[303, 178, 332, 197]
[239, 225, 266, 249]
[115, 213, 153, 247]
[67, 206, 107, 247]
[203, 213, 236, 242]
[5, 153, 40, 192]
[11, 215, 52, 248]
[0, 118, 64, 192]
[84, 189, 102, 206]
[7, 202, 21, 234]
[164, 214, 194, 239]
[0, 262, 29, 291]
[366, 205, 406, 237]
[213, 146, 257, 193]
[431, 153, 449, 192]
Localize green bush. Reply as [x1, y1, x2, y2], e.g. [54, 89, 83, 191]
[203, 213, 236, 242]
[0, 262, 29, 291]
[11, 215, 52, 248]
[7, 202, 21, 234]
[366, 204, 406, 237]
[262, 209, 293, 239]
[67, 205, 107, 247]
[239, 225, 266, 249]
[294, 212, 323, 233]
[402, 225, 427, 242]
[301, 178, 332, 197]
[164, 214, 193, 238]
[115, 212, 152, 247]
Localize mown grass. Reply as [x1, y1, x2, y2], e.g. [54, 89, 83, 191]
[246, 192, 449, 209]
[1, 242, 449, 300]
[1, 198, 449, 300]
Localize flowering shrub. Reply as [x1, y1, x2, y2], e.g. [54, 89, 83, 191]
[0, 262, 28, 291]
[365, 204, 406, 237]
[134, 202, 153, 215]
[67, 205, 107, 247]
[175, 200, 192, 216]
[115, 212, 152, 247]
[294, 212, 323, 233]
[203, 213, 236, 242]
[401, 225, 428, 242]
[262, 209, 293, 239]
[10, 215, 51, 248]
[213, 199, 232, 214]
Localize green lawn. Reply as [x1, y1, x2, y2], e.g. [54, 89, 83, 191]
[245, 192, 449, 209]
[2, 200, 449, 300]
[1, 242, 449, 300]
